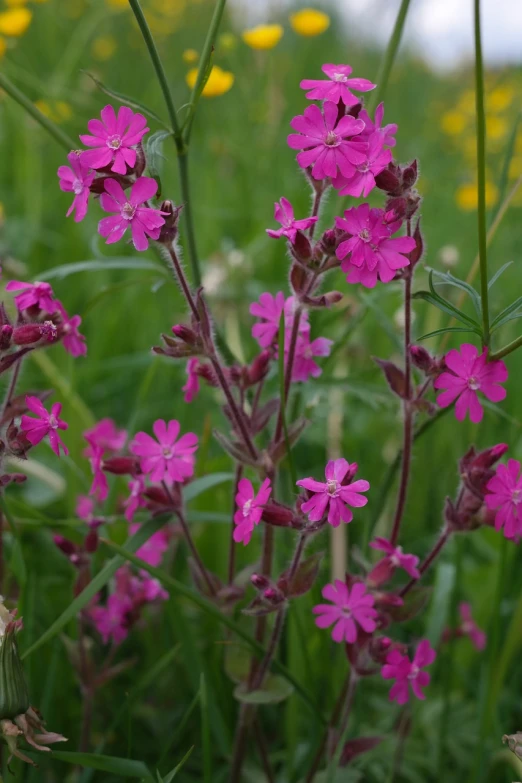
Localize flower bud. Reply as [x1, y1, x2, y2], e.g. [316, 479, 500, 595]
[375, 164, 401, 194]
[133, 143, 146, 177]
[251, 574, 271, 591]
[263, 587, 285, 605]
[84, 530, 99, 553]
[319, 229, 338, 256]
[102, 456, 140, 475]
[291, 231, 313, 264]
[410, 345, 434, 374]
[158, 201, 183, 244]
[12, 325, 46, 346]
[403, 159, 418, 189]
[302, 290, 344, 308]
[261, 502, 295, 527]
[247, 351, 271, 385]
[0, 325, 12, 351]
[367, 558, 394, 588]
[172, 324, 198, 345]
[53, 535, 77, 558]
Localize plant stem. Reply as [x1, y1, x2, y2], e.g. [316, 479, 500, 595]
[169, 496, 216, 596]
[228, 465, 243, 584]
[474, 0, 490, 346]
[177, 153, 201, 287]
[400, 527, 451, 597]
[325, 670, 359, 782]
[2, 360, 22, 418]
[367, 0, 412, 113]
[274, 306, 302, 443]
[489, 333, 522, 361]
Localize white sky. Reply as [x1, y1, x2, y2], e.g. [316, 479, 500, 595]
[229, 0, 522, 71]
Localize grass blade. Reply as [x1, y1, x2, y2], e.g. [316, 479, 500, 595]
[367, 0, 412, 112]
[200, 674, 211, 783]
[474, 0, 490, 346]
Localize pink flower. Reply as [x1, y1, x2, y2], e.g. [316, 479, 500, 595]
[332, 133, 393, 197]
[131, 420, 198, 485]
[88, 444, 109, 502]
[21, 396, 68, 457]
[336, 204, 415, 288]
[300, 64, 376, 106]
[233, 477, 271, 545]
[76, 495, 94, 522]
[313, 580, 377, 643]
[297, 458, 370, 527]
[57, 152, 95, 222]
[434, 344, 508, 424]
[98, 177, 166, 251]
[182, 358, 200, 403]
[381, 639, 436, 704]
[124, 476, 147, 522]
[266, 197, 318, 243]
[5, 281, 57, 313]
[358, 103, 397, 148]
[130, 522, 169, 567]
[288, 101, 366, 181]
[90, 593, 132, 645]
[57, 303, 87, 357]
[290, 333, 333, 382]
[250, 293, 309, 349]
[80, 105, 149, 175]
[484, 458, 522, 540]
[369, 537, 420, 579]
[459, 602, 486, 651]
[84, 419, 127, 456]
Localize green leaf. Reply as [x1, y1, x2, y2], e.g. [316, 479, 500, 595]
[233, 674, 294, 705]
[82, 70, 171, 130]
[417, 326, 480, 341]
[413, 290, 481, 330]
[224, 644, 252, 684]
[47, 751, 153, 778]
[428, 268, 482, 316]
[491, 295, 522, 330]
[425, 562, 456, 646]
[37, 258, 167, 281]
[159, 747, 194, 782]
[183, 473, 234, 503]
[488, 261, 513, 290]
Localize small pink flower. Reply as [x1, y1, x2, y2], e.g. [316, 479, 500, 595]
[266, 197, 318, 243]
[76, 495, 94, 522]
[358, 103, 397, 148]
[233, 477, 271, 545]
[80, 105, 149, 175]
[88, 444, 109, 502]
[459, 602, 486, 651]
[250, 293, 309, 349]
[369, 537, 420, 579]
[288, 101, 366, 181]
[332, 133, 392, 198]
[57, 152, 95, 222]
[300, 63, 375, 106]
[434, 344, 508, 424]
[130, 522, 169, 567]
[57, 303, 87, 357]
[182, 358, 200, 403]
[381, 639, 436, 704]
[297, 458, 369, 527]
[98, 177, 166, 251]
[124, 476, 147, 522]
[336, 204, 415, 288]
[485, 458, 522, 540]
[5, 280, 57, 313]
[313, 580, 377, 643]
[90, 593, 132, 645]
[290, 333, 332, 382]
[84, 419, 127, 456]
[21, 396, 68, 457]
[131, 419, 198, 485]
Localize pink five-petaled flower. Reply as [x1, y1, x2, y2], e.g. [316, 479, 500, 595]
[459, 602, 486, 651]
[381, 639, 436, 705]
[484, 458, 522, 540]
[89, 593, 132, 646]
[266, 197, 318, 243]
[131, 419, 198, 485]
[80, 105, 149, 175]
[57, 151, 95, 222]
[369, 537, 421, 579]
[5, 281, 56, 313]
[57, 303, 87, 357]
[98, 177, 166, 252]
[288, 101, 366, 181]
[182, 358, 200, 403]
[84, 418, 127, 456]
[290, 333, 333, 382]
[131, 522, 169, 567]
[124, 476, 147, 522]
[313, 580, 377, 643]
[233, 478, 271, 545]
[358, 103, 397, 148]
[20, 396, 68, 457]
[250, 293, 309, 349]
[332, 133, 393, 198]
[297, 458, 370, 527]
[300, 63, 375, 106]
[434, 343, 508, 424]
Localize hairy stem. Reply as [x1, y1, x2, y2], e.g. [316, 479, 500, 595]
[2, 359, 22, 418]
[177, 153, 201, 288]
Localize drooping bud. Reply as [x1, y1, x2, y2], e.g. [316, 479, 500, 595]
[247, 350, 271, 386]
[251, 574, 271, 591]
[0, 325, 13, 351]
[410, 345, 434, 374]
[84, 529, 99, 553]
[102, 456, 141, 475]
[291, 231, 313, 265]
[53, 535, 77, 558]
[261, 502, 295, 528]
[402, 159, 418, 189]
[374, 358, 407, 399]
[302, 290, 344, 309]
[157, 201, 183, 244]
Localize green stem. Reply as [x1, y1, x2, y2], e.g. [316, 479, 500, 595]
[474, 0, 490, 346]
[177, 152, 201, 287]
[0, 72, 75, 151]
[367, 0, 412, 112]
[490, 334, 522, 361]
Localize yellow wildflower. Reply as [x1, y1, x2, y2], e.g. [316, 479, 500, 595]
[34, 99, 52, 119]
[242, 24, 283, 50]
[182, 48, 198, 64]
[440, 110, 467, 136]
[34, 99, 71, 123]
[92, 35, 117, 61]
[219, 32, 237, 51]
[0, 36, 6, 58]
[5, 0, 28, 7]
[508, 157, 522, 180]
[486, 115, 507, 141]
[455, 182, 498, 211]
[0, 7, 31, 36]
[186, 65, 234, 97]
[487, 84, 514, 112]
[289, 8, 330, 36]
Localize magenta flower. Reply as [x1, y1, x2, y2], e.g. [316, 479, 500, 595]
[369, 537, 420, 579]
[84, 418, 127, 457]
[80, 105, 149, 175]
[290, 334, 333, 382]
[131, 419, 198, 485]
[313, 580, 377, 643]
[124, 476, 147, 522]
[266, 197, 318, 243]
[297, 458, 369, 527]
[233, 477, 271, 545]
[250, 293, 309, 349]
[182, 358, 200, 403]
[484, 458, 522, 540]
[381, 639, 436, 705]
[57, 152, 95, 222]
[288, 101, 366, 181]
[358, 103, 397, 148]
[57, 303, 87, 357]
[434, 344, 508, 424]
[131, 522, 169, 567]
[76, 495, 95, 522]
[90, 593, 132, 645]
[332, 133, 392, 198]
[459, 602, 486, 651]
[5, 280, 57, 313]
[336, 204, 415, 288]
[98, 177, 166, 252]
[88, 444, 109, 502]
[300, 64, 376, 106]
[21, 396, 68, 457]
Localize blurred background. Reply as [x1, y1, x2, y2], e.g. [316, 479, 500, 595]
[0, 0, 522, 780]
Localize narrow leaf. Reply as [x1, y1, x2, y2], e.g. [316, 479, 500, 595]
[38, 258, 167, 281]
[161, 747, 194, 782]
[413, 290, 481, 329]
[183, 473, 233, 502]
[46, 751, 153, 778]
[428, 268, 482, 316]
[488, 261, 513, 290]
[82, 70, 171, 130]
[417, 326, 480, 341]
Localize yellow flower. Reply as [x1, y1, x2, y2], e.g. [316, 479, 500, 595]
[455, 182, 498, 211]
[92, 35, 117, 61]
[487, 84, 514, 112]
[186, 65, 234, 97]
[182, 48, 198, 64]
[219, 32, 236, 51]
[5, 0, 28, 7]
[34, 99, 71, 123]
[34, 99, 52, 119]
[440, 110, 467, 136]
[0, 7, 32, 36]
[0, 36, 6, 58]
[289, 8, 330, 36]
[242, 24, 283, 50]
[485, 115, 507, 141]
[508, 157, 522, 180]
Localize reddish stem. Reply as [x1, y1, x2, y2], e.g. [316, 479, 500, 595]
[400, 527, 451, 597]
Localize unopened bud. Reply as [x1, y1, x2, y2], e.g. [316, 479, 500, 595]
[251, 574, 270, 591]
[291, 231, 313, 264]
[171, 324, 198, 345]
[403, 159, 418, 189]
[247, 351, 271, 385]
[158, 201, 183, 244]
[12, 325, 44, 346]
[410, 345, 434, 374]
[261, 502, 295, 527]
[375, 165, 401, 194]
[102, 456, 140, 475]
[263, 587, 284, 605]
[84, 530, 98, 553]
[53, 535, 77, 558]
[0, 326, 12, 351]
